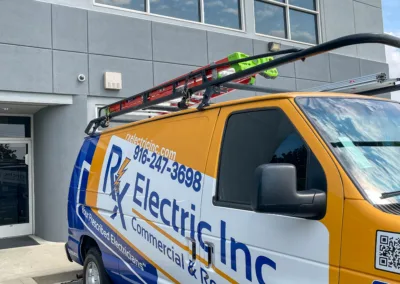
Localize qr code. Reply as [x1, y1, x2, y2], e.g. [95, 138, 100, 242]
[376, 231, 400, 273]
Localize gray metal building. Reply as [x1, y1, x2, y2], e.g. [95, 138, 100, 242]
[0, 0, 388, 241]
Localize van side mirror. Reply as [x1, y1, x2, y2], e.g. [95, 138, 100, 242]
[251, 164, 326, 219]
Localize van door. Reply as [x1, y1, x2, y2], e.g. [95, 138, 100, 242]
[198, 99, 343, 283]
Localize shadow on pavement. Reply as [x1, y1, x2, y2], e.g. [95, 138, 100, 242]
[33, 270, 82, 284]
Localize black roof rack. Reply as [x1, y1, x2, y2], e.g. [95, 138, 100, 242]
[85, 33, 400, 135]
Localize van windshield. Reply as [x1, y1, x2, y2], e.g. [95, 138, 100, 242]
[296, 97, 400, 205]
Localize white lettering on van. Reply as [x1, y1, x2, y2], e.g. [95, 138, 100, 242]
[126, 133, 177, 161]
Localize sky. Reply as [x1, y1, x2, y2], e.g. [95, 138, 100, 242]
[383, 0, 400, 78]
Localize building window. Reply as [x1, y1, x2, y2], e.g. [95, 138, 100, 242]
[151, 0, 200, 22]
[0, 117, 31, 138]
[216, 109, 326, 206]
[255, 0, 319, 44]
[94, 0, 242, 30]
[204, 0, 241, 30]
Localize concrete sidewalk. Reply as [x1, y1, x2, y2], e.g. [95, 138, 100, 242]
[0, 236, 81, 284]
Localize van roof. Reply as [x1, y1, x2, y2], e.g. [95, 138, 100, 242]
[99, 92, 388, 135]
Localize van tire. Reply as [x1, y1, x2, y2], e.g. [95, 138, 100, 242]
[83, 248, 111, 284]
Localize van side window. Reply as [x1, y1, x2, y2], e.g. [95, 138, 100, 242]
[216, 109, 326, 207]
[270, 132, 308, 191]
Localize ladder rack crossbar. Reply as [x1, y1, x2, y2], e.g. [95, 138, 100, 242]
[303, 73, 387, 92]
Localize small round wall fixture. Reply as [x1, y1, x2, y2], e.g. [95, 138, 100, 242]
[77, 74, 86, 82]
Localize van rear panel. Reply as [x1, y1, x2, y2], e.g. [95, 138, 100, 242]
[68, 134, 126, 282]
[67, 136, 99, 264]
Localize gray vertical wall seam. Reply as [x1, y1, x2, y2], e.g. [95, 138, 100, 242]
[328, 55, 332, 82]
[51, 51, 55, 93]
[352, 1, 360, 58]
[51, 5, 54, 93]
[206, 32, 209, 64]
[87, 53, 90, 95]
[50, 4, 53, 49]
[150, 21, 154, 61]
[151, 21, 155, 86]
[294, 62, 299, 90]
[86, 10, 90, 53]
[86, 10, 90, 95]
[152, 61, 155, 86]
[320, 0, 327, 43]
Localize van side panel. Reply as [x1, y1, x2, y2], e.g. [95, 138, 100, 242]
[81, 109, 220, 283]
[67, 136, 123, 283]
[341, 200, 400, 283]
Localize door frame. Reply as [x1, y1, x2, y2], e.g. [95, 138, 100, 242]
[0, 113, 34, 239]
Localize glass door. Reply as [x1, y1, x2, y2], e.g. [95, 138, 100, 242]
[0, 141, 32, 238]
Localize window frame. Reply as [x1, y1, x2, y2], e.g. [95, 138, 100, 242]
[93, 0, 245, 32]
[254, 0, 321, 45]
[213, 107, 317, 210]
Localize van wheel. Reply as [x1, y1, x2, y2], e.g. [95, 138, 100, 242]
[83, 248, 111, 284]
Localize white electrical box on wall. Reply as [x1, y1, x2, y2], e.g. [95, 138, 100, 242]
[104, 72, 122, 90]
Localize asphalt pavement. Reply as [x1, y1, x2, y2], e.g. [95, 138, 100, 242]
[0, 236, 81, 284]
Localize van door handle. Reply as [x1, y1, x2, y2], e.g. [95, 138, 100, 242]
[205, 242, 213, 268]
[187, 238, 196, 260]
